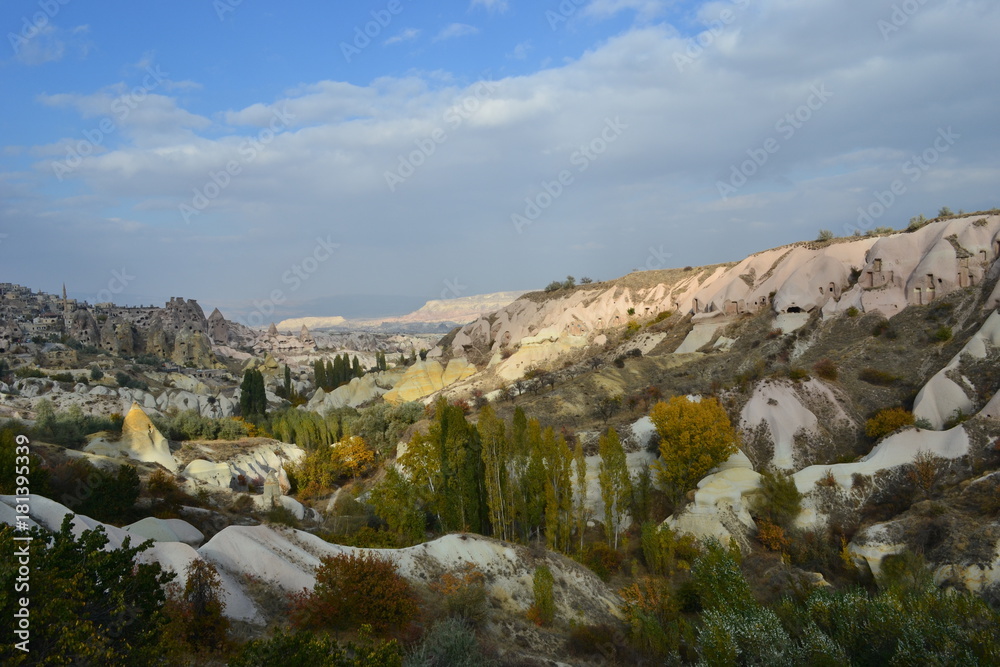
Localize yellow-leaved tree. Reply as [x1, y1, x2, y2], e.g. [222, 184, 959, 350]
[650, 396, 740, 505]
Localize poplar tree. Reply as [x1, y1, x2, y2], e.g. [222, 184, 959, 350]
[598, 427, 632, 549]
[542, 427, 573, 553]
[573, 438, 588, 553]
[478, 405, 513, 541]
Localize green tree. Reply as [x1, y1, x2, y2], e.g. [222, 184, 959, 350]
[369, 466, 425, 545]
[541, 427, 573, 552]
[400, 399, 487, 534]
[478, 404, 513, 542]
[174, 558, 229, 652]
[573, 438, 588, 553]
[240, 369, 267, 420]
[529, 565, 555, 626]
[598, 427, 632, 549]
[0, 517, 174, 666]
[650, 397, 739, 504]
[352, 355, 362, 378]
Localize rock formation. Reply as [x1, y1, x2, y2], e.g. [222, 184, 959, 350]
[85, 401, 176, 471]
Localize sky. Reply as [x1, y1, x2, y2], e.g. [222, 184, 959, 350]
[2, 0, 999, 323]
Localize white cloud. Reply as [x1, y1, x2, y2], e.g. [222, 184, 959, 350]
[471, 0, 509, 13]
[11, 23, 91, 65]
[583, 0, 667, 21]
[384, 28, 421, 46]
[11, 1, 1000, 308]
[434, 23, 479, 42]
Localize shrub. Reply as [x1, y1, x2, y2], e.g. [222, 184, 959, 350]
[404, 617, 488, 667]
[932, 325, 953, 342]
[231, 628, 402, 667]
[265, 505, 300, 528]
[817, 229, 834, 241]
[0, 516, 175, 666]
[114, 371, 149, 391]
[846, 306, 860, 317]
[14, 366, 46, 378]
[788, 367, 809, 381]
[89, 365, 104, 380]
[943, 408, 970, 429]
[752, 470, 802, 529]
[640, 522, 699, 577]
[627, 307, 636, 316]
[865, 407, 915, 439]
[757, 519, 790, 552]
[766, 328, 783, 339]
[528, 565, 555, 626]
[429, 564, 488, 626]
[618, 576, 683, 658]
[581, 542, 623, 582]
[813, 358, 838, 381]
[858, 367, 898, 386]
[290, 553, 417, 636]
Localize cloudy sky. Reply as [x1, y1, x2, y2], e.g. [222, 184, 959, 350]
[2, 0, 999, 322]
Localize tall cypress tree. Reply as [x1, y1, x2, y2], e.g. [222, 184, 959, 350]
[325, 359, 335, 390]
[352, 355, 362, 378]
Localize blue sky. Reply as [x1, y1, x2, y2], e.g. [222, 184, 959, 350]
[2, 0, 999, 322]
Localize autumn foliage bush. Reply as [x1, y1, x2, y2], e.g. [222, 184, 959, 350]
[290, 553, 417, 636]
[865, 407, 915, 440]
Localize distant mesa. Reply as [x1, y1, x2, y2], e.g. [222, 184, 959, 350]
[275, 290, 526, 331]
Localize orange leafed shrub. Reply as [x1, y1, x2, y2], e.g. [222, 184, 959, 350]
[757, 519, 790, 552]
[290, 552, 417, 636]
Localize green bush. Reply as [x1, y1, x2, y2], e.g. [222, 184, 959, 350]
[529, 565, 555, 626]
[581, 542, 623, 582]
[813, 358, 838, 381]
[932, 325, 953, 342]
[404, 618, 491, 667]
[231, 628, 402, 667]
[752, 469, 802, 529]
[858, 367, 898, 386]
[0, 517, 174, 666]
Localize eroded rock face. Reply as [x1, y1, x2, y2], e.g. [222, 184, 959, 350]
[67, 309, 99, 347]
[383, 358, 477, 403]
[100, 317, 140, 356]
[444, 216, 1000, 379]
[913, 310, 1000, 429]
[171, 330, 218, 368]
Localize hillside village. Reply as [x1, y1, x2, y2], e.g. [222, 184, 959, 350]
[3, 212, 1000, 664]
